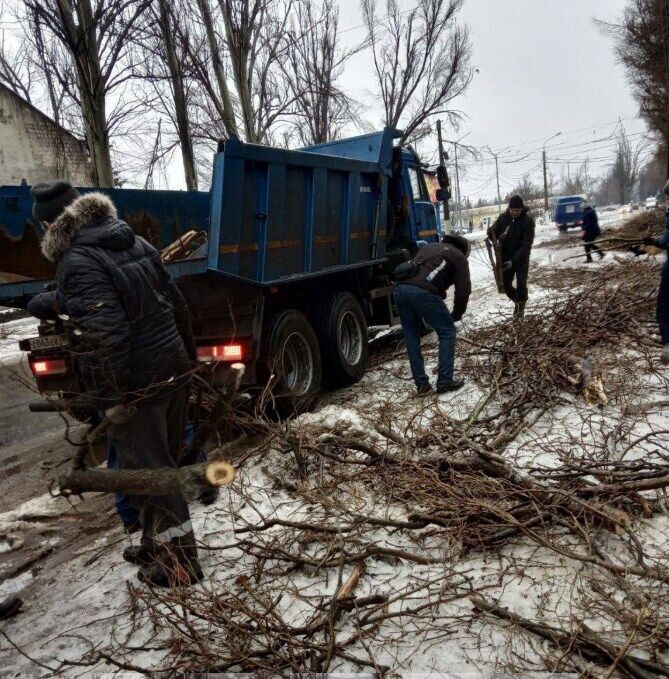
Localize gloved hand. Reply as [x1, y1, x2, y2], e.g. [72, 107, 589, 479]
[486, 227, 494, 239]
[452, 313, 463, 323]
[643, 237, 657, 247]
[503, 261, 513, 271]
[105, 404, 135, 425]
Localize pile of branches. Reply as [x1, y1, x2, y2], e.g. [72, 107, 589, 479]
[541, 210, 664, 251]
[466, 257, 661, 409]
[58, 257, 669, 677]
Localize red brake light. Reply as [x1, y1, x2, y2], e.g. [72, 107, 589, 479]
[30, 358, 68, 376]
[197, 344, 244, 362]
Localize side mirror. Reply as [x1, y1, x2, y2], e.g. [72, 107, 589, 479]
[437, 165, 448, 189]
[435, 188, 451, 202]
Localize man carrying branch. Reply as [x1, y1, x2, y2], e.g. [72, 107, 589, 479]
[489, 195, 536, 319]
[29, 182, 202, 587]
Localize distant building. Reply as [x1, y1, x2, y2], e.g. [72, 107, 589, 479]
[0, 83, 93, 186]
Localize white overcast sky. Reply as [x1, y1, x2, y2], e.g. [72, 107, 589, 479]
[336, 0, 646, 201]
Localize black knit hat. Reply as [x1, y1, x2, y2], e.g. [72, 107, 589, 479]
[509, 195, 524, 210]
[31, 181, 80, 223]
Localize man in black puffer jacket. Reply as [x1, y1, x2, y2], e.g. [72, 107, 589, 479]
[29, 181, 201, 587]
[489, 195, 535, 318]
[395, 234, 471, 396]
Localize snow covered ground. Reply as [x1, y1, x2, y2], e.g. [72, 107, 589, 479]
[3, 215, 668, 677]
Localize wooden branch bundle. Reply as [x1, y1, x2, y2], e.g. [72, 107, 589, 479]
[59, 460, 234, 499]
[471, 595, 669, 679]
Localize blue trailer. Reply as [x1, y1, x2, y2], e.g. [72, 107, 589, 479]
[554, 195, 586, 233]
[1, 128, 445, 408]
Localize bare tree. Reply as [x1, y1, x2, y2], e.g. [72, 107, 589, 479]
[193, 0, 238, 138]
[0, 27, 35, 102]
[595, 126, 645, 205]
[600, 1, 669, 172]
[285, 0, 363, 146]
[219, 0, 297, 143]
[24, 0, 152, 187]
[361, 0, 473, 144]
[137, 0, 199, 190]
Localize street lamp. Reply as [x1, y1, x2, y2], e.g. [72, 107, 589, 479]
[543, 131, 562, 213]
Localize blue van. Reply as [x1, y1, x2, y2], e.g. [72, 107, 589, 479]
[554, 195, 586, 232]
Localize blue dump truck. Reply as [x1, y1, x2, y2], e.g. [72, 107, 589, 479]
[0, 128, 446, 410]
[554, 195, 586, 233]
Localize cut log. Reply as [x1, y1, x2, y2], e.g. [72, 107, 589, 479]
[59, 460, 234, 499]
[485, 235, 506, 294]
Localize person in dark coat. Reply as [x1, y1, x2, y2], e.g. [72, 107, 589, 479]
[489, 195, 535, 318]
[29, 181, 202, 587]
[643, 179, 669, 365]
[394, 234, 471, 395]
[581, 201, 605, 263]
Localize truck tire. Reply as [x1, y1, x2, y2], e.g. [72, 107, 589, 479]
[263, 310, 322, 414]
[315, 292, 369, 388]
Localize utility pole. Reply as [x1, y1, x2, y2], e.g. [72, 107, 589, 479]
[494, 153, 501, 215]
[436, 120, 450, 233]
[453, 142, 461, 230]
[542, 150, 549, 213]
[542, 132, 561, 216]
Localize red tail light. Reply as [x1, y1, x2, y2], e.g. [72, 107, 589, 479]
[30, 358, 68, 376]
[197, 344, 244, 362]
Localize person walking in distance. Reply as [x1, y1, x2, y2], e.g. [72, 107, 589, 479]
[29, 181, 202, 587]
[581, 201, 605, 263]
[394, 235, 472, 396]
[489, 195, 536, 319]
[643, 179, 669, 365]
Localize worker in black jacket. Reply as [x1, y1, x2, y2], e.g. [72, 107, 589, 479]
[394, 234, 472, 395]
[581, 201, 605, 262]
[489, 195, 536, 318]
[30, 181, 201, 588]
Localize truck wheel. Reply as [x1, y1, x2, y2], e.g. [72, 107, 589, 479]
[315, 293, 369, 388]
[264, 310, 322, 414]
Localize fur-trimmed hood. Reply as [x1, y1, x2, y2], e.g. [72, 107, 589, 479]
[41, 192, 124, 262]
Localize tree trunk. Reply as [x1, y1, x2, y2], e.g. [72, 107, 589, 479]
[58, 0, 115, 187]
[221, 1, 256, 142]
[195, 0, 239, 138]
[157, 0, 198, 191]
[59, 460, 234, 498]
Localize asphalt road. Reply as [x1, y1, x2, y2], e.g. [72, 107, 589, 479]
[0, 359, 71, 512]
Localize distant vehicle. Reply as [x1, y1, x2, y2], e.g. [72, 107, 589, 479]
[631, 202, 640, 211]
[553, 195, 586, 233]
[601, 205, 618, 213]
[645, 196, 659, 210]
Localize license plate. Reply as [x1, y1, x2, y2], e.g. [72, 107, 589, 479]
[27, 334, 69, 351]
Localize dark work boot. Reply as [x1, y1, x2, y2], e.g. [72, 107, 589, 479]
[437, 379, 465, 394]
[123, 544, 161, 566]
[513, 301, 526, 319]
[138, 535, 203, 587]
[199, 487, 219, 506]
[414, 384, 433, 397]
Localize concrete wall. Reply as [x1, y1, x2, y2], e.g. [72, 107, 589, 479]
[0, 84, 93, 186]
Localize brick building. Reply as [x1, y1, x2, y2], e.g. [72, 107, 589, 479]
[0, 83, 93, 186]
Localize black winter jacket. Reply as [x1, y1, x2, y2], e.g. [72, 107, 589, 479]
[581, 207, 601, 242]
[492, 208, 536, 266]
[37, 192, 193, 406]
[400, 237, 472, 321]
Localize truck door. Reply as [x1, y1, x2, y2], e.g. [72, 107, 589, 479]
[405, 165, 438, 243]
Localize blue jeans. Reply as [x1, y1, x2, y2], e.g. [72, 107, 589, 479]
[107, 420, 206, 528]
[394, 284, 457, 388]
[658, 260, 669, 344]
